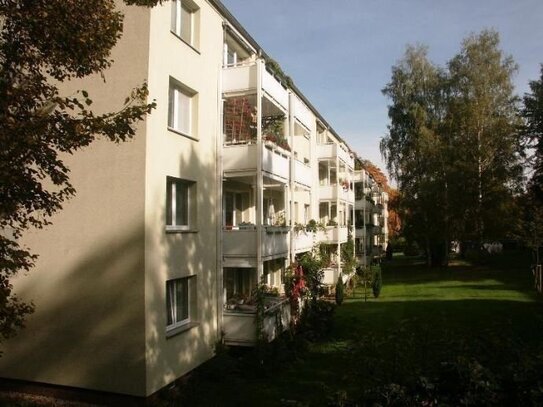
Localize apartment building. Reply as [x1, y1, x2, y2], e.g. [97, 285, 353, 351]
[354, 166, 389, 267]
[0, 0, 371, 398]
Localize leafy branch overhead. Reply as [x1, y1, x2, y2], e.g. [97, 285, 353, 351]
[0, 0, 159, 342]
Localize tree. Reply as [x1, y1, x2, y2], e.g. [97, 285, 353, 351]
[381, 31, 522, 266]
[0, 0, 161, 343]
[447, 30, 522, 242]
[520, 65, 543, 262]
[381, 45, 450, 266]
[521, 65, 543, 202]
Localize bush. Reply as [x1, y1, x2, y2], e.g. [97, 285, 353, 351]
[335, 275, 344, 305]
[404, 242, 420, 257]
[372, 265, 382, 298]
[299, 299, 336, 341]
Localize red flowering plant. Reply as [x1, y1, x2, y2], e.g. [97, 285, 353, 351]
[284, 263, 307, 325]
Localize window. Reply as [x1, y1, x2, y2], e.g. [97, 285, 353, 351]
[304, 204, 310, 224]
[168, 80, 193, 136]
[166, 177, 195, 231]
[171, 0, 198, 46]
[166, 277, 195, 332]
[224, 191, 249, 227]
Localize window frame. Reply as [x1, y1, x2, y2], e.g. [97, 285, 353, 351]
[168, 80, 194, 137]
[166, 276, 196, 334]
[166, 176, 195, 232]
[171, 0, 197, 47]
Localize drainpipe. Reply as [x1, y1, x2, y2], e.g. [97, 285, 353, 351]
[256, 58, 263, 282]
[216, 54, 225, 340]
[288, 92, 295, 265]
[336, 143, 341, 278]
[363, 170, 367, 268]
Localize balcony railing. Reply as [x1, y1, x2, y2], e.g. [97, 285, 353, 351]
[293, 159, 312, 188]
[316, 226, 348, 244]
[318, 184, 355, 203]
[222, 61, 289, 111]
[223, 227, 290, 258]
[223, 142, 290, 182]
[317, 143, 354, 167]
[292, 95, 313, 131]
[223, 297, 291, 346]
[293, 230, 315, 253]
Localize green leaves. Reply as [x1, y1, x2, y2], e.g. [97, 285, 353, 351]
[381, 30, 522, 259]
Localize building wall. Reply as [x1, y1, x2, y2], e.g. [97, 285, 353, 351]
[143, 0, 223, 396]
[0, 3, 152, 396]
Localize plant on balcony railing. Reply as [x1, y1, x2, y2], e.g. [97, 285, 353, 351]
[265, 58, 293, 89]
[294, 219, 326, 234]
[339, 178, 350, 191]
[224, 97, 257, 144]
[238, 221, 256, 230]
[262, 114, 291, 151]
[327, 219, 338, 227]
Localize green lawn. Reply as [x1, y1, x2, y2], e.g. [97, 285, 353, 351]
[163, 251, 543, 406]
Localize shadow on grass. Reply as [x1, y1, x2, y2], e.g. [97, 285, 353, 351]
[155, 252, 543, 406]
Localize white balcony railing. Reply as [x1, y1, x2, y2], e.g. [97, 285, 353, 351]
[262, 68, 289, 111]
[292, 95, 313, 131]
[223, 228, 289, 258]
[262, 144, 289, 181]
[317, 143, 354, 168]
[293, 230, 315, 253]
[222, 61, 289, 111]
[223, 297, 291, 346]
[223, 143, 289, 182]
[316, 226, 348, 244]
[222, 63, 257, 93]
[318, 185, 354, 203]
[293, 160, 312, 188]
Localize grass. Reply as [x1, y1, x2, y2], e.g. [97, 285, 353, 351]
[164, 250, 543, 406]
[4, 251, 542, 405]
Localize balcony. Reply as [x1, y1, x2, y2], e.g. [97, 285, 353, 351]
[292, 230, 315, 253]
[355, 228, 366, 239]
[316, 226, 348, 244]
[223, 227, 290, 260]
[355, 198, 373, 211]
[292, 95, 313, 131]
[223, 143, 290, 182]
[222, 61, 289, 111]
[319, 185, 355, 203]
[317, 143, 354, 168]
[293, 159, 312, 188]
[223, 297, 291, 346]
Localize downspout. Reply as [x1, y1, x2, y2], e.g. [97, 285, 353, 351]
[363, 170, 367, 267]
[216, 34, 225, 341]
[336, 141, 341, 277]
[288, 92, 295, 264]
[256, 58, 263, 282]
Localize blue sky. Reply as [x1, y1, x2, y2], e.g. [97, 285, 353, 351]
[221, 0, 543, 181]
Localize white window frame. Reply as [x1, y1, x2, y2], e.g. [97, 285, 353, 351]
[171, 0, 195, 45]
[168, 81, 192, 137]
[166, 177, 194, 231]
[166, 277, 193, 331]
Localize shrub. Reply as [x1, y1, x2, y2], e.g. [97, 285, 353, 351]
[372, 265, 382, 298]
[404, 242, 420, 256]
[299, 299, 336, 341]
[335, 275, 344, 305]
